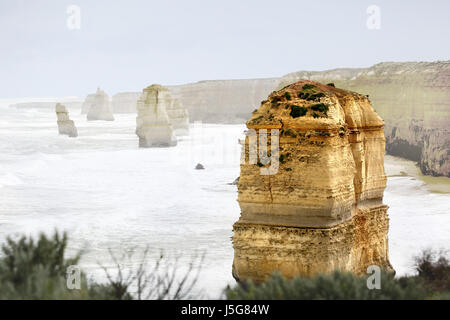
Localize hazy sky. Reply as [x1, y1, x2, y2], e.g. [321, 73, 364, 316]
[1, 0, 449, 97]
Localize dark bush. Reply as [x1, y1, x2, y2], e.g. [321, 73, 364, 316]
[290, 105, 307, 118]
[283, 92, 292, 100]
[271, 97, 282, 103]
[415, 249, 450, 293]
[302, 84, 316, 90]
[226, 271, 428, 300]
[307, 92, 325, 101]
[298, 92, 310, 100]
[0, 232, 202, 300]
[0, 232, 101, 299]
[310, 103, 329, 113]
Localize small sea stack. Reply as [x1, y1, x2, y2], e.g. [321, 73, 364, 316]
[55, 103, 78, 137]
[86, 88, 115, 121]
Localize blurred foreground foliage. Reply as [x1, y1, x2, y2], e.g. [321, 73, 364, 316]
[0, 231, 202, 300]
[0, 231, 448, 300]
[226, 250, 450, 300]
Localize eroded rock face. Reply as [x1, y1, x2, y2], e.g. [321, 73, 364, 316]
[86, 88, 115, 121]
[232, 80, 392, 282]
[279, 62, 450, 177]
[55, 103, 78, 137]
[136, 84, 177, 147]
[111, 92, 141, 113]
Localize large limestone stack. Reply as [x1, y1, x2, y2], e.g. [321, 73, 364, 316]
[86, 88, 115, 121]
[111, 92, 141, 113]
[55, 103, 78, 137]
[279, 61, 450, 177]
[136, 84, 177, 147]
[233, 80, 392, 283]
[166, 96, 189, 136]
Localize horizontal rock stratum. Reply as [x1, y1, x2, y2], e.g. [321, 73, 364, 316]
[232, 80, 393, 282]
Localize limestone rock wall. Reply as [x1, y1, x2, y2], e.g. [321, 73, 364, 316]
[86, 88, 115, 121]
[136, 84, 177, 147]
[111, 92, 141, 113]
[55, 103, 78, 137]
[233, 80, 392, 282]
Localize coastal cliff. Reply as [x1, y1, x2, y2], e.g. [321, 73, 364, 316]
[279, 62, 450, 177]
[232, 80, 392, 282]
[168, 78, 279, 123]
[55, 103, 77, 137]
[164, 61, 448, 177]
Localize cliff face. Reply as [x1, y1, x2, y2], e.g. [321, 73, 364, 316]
[111, 92, 141, 113]
[136, 84, 177, 147]
[55, 103, 77, 137]
[279, 62, 450, 177]
[81, 94, 96, 114]
[232, 80, 392, 282]
[168, 78, 279, 123]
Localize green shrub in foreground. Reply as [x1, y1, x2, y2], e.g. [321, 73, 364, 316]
[0, 232, 129, 300]
[226, 271, 430, 300]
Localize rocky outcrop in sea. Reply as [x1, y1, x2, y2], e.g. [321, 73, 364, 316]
[55, 103, 78, 137]
[232, 81, 392, 282]
[136, 84, 177, 147]
[85, 88, 115, 121]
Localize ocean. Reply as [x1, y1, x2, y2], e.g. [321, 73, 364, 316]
[0, 102, 449, 298]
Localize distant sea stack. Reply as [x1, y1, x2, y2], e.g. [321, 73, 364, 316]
[55, 103, 78, 137]
[232, 81, 392, 282]
[111, 92, 141, 113]
[136, 84, 177, 147]
[85, 88, 115, 121]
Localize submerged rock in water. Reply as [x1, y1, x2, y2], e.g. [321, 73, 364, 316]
[86, 88, 115, 121]
[55, 103, 78, 137]
[195, 163, 204, 170]
[136, 84, 177, 148]
[232, 80, 392, 283]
